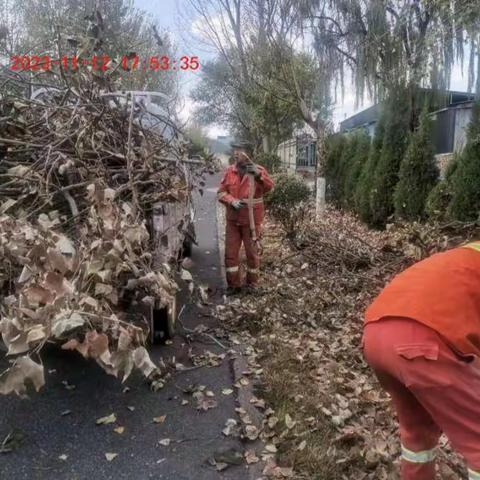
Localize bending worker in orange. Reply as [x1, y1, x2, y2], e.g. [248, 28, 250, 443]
[217, 142, 274, 294]
[363, 241, 480, 480]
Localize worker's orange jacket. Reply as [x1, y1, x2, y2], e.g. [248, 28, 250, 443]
[365, 242, 480, 357]
[217, 164, 274, 226]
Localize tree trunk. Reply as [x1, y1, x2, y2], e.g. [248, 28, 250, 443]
[262, 134, 272, 154]
[315, 122, 327, 217]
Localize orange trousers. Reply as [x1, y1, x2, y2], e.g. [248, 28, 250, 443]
[225, 222, 260, 288]
[363, 317, 480, 480]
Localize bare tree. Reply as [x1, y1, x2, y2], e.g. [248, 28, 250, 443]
[184, 0, 337, 213]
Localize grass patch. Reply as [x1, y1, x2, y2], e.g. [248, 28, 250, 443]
[257, 337, 350, 480]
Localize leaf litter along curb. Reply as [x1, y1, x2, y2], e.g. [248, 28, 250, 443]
[0, 58, 216, 396]
[217, 208, 478, 479]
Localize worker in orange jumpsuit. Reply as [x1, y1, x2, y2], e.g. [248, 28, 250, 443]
[363, 241, 480, 480]
[217, 142, 274, 294]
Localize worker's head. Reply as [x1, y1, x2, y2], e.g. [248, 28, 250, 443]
[233, 147, 250, 166]
[231, 141, 252, 167]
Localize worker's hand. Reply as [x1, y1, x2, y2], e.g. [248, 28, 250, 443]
[245, 163, 260, 178]
[231, 199, 246, 210]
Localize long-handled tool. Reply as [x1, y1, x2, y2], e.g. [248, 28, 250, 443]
[242, 153, 263, 256]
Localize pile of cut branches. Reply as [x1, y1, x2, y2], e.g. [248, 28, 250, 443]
[0, 67, 212, 396]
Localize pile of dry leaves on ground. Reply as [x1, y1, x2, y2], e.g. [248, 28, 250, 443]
[0, 69, 211, 396]
[217, 207, 479, 479]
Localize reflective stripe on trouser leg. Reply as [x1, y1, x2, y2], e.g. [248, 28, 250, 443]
[469, 469, 480, 480]
[246, 266, 259, 285]
[225, 265, 241, 287]
[401, 445, 436, 464]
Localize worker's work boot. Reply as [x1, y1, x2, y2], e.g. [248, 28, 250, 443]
[244, 285, 264, 295]
[225, 286, 242, 296]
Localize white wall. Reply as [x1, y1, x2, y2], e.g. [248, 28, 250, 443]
[454, 106, 472, 152]
[277, 138, 296, 173]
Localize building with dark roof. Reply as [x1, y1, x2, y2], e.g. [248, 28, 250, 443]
[339, 89, 476, 175]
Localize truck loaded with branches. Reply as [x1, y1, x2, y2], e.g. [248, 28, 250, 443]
[0, 13, 213, 396]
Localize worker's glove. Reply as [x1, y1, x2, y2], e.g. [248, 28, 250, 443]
[231, 199, 246, 210]
[245, 163, 260, 178]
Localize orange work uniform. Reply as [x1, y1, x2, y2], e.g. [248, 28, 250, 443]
[217, 164, 274, 287]
[363, 242, 480, 480]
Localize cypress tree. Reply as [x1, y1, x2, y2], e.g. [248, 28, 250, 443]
[326, 133, 356, 207]
[336, 133, 359, 207]
[370, 89, 412, 227]
[325, 134, 347, 204]
[354, 112, 386, 225]
[344, 130, 371, 210]
[448, 101, 480, 221]
[394, 107, 439, 220]
[425, 156, 458, 221]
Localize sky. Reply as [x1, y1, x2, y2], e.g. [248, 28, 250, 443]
[133, 0, 219, 133]
[133, 0, 473, 139]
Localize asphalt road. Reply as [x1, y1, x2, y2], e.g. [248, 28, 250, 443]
[0, 172, 254, 480]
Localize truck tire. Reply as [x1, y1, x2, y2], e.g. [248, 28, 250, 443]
[181, 237, 193, 258]
[150, 295, 177, 343]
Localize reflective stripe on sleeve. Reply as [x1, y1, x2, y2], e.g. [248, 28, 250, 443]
[246, 267, 259, 274]
[464, 242, 480, 253]
[217, 191, 228, 200]
[469, 469, 480, 480]
[401, 445, 436, 464]
[225, 266, 239, 273]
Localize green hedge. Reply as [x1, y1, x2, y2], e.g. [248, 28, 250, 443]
[325, 134, 347, 205]
[369, 90, 411, 227]
[323, 90, 479, 226]
[344, 130, 370, 210]
[394, 108, 439, 220]
[354, 114, 386, 225]
[425, 157, 458, 221]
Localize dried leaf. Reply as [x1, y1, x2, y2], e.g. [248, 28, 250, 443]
[245, 449, 260, 464]
[52, 313, 84, 338]
[180, 269, 193, 282]
[0, 356, 45, 396]
[132, 347, 158, 378]
[96, 413, 116, 425]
